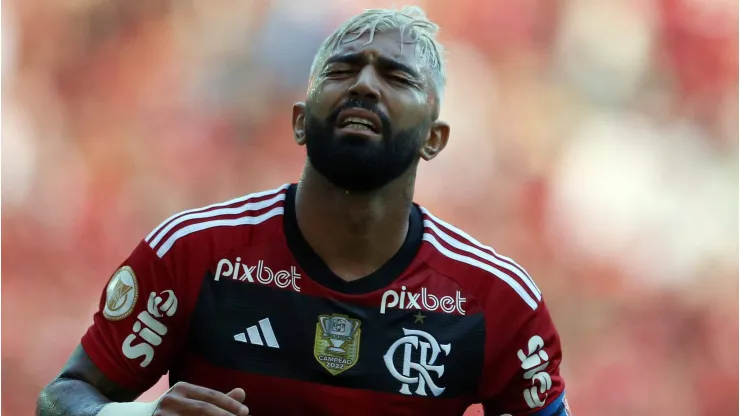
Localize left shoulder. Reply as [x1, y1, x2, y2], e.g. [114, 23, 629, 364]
[417, 205, 543, 312]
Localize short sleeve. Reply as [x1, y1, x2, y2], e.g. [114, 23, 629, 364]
[81, 240, 188, 392]
[479, 301, 570, 416]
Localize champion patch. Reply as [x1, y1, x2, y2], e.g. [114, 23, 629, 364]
[103, 266, 139, 321]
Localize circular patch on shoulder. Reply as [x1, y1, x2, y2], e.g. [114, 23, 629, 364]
[103, 266, 139, 321]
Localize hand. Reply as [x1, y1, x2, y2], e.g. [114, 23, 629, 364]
[154, 381, 250, 415]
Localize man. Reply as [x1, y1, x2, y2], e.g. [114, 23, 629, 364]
[37, 6, 569, 416]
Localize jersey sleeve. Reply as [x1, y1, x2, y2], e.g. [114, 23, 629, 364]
[479, 299, 570, 416]
[81, 239, 188, 392]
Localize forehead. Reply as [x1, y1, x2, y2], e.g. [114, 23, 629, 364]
[329, 28, 424, 70]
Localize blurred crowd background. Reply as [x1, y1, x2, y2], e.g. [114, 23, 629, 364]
[2, 0, 738, 415]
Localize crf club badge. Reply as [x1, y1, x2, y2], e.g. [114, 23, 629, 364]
[314, 314, 361, 376]
[103, 266, 139, 321]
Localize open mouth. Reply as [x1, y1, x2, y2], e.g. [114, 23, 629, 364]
[336, 109, 381, 134]
[339, 117, 378, 132]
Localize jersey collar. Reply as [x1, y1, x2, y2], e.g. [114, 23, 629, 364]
[282, 184, 423, 294]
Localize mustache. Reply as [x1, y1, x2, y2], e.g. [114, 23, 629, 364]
[328, 99, 390, 130]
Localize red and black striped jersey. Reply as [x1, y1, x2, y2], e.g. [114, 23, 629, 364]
[82, 184, 569, 416]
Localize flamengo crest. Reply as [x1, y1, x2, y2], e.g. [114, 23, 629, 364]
[384, 328, 451, 397]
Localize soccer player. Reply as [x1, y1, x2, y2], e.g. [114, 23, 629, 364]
[37, 6, 570, 416]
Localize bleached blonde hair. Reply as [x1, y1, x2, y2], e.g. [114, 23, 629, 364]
[309, 6, 446, 95]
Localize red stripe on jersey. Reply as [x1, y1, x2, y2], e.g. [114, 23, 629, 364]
[146, 184, 289, 247]
[420, 218, 539, 310]
[176, 352, 477, 416]
[148, 186, 288, 258]
[420, 209, 541, 300]
[420, 208, 539, 291]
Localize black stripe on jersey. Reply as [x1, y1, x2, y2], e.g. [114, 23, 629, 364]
[188, 275, 485, 398]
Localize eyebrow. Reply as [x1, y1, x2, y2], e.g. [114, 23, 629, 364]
[325, 53, 421, 79]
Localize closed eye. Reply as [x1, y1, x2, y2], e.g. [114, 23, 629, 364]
[325, 69, 354, 77]
[390, 75, 415, 87]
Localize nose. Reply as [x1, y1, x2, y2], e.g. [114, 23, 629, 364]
[347, 66, 381, 102]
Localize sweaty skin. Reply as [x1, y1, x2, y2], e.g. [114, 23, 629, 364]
[36, 345, 139, 416]
[292, 28, 449, 281]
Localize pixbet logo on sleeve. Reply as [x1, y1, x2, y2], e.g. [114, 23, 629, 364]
[380, 286, 466, 315]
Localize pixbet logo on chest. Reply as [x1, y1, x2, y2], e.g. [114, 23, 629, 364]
[214, 258, 301, 292]
[380, 286, 466, 315]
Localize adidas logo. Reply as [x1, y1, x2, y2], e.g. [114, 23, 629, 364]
[234, 318, 279, 349]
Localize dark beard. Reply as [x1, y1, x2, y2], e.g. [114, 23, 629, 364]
[304, 100, 427, 192]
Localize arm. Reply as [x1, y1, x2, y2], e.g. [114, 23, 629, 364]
[36, 238, 183, 415]
[479, 299, 571, 415]
[36, 230, 250, 416]
[37, 345, 140, 416]
[37, 345, 250, 416]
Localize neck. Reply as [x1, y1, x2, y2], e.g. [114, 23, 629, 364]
[294, 164, 415, 281]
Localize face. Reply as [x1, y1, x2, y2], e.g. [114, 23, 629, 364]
[293, 29, 450, 192]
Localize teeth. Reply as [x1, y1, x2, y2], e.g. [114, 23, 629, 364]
[342, 117, 374, 129]
[344, 123, 372, 131]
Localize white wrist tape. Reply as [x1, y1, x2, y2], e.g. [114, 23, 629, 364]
[97, 399, 160, 416]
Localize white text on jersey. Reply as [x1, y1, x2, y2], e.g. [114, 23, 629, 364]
[380, 286, 466, 315]
[214, 258, 301, 292]
[122, 290, 178, 368]
[518, 335, 553, 409]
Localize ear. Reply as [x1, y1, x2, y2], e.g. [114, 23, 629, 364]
[420, 120, 450, 161]
[293, 102, 307, 146]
